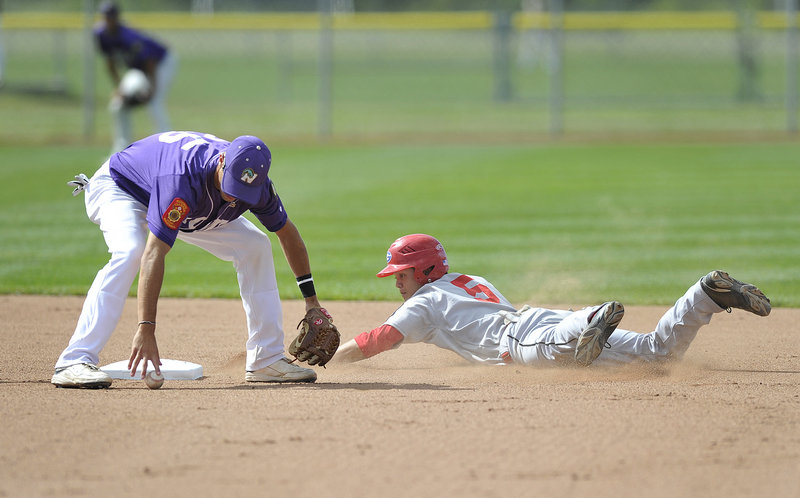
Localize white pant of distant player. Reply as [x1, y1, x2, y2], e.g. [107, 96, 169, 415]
[55, 161, 286, 372]
[505, 280, 722, 366]
[110, 51, 178, 153]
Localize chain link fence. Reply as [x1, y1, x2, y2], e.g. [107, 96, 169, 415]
[0, 1, 797, 144]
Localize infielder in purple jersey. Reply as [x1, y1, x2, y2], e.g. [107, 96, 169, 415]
[95, 1, 177, 152]
[334, 234, 771, 367]
[52, 131, 328, 388]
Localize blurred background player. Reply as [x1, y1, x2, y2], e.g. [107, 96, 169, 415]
[95, 1, 177, 152]
[52, 131, 329, 388]
[334, 234, 771, 367]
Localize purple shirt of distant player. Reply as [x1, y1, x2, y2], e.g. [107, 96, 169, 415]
[109, 131, 288, 247]
[94, 23, 168, 70]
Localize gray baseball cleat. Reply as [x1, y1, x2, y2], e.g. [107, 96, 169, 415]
[51, 363, 112, 389]
[700, 270, 771, 316]
[575, 301, 625, 367]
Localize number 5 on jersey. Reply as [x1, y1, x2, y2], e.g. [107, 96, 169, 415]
[451, 275, 500, 303]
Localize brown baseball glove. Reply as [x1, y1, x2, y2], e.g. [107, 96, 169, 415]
[288, 308, 340, 367]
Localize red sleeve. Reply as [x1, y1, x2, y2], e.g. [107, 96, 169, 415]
[354, 324, 404, 358]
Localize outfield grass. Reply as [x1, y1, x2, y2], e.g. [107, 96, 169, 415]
[0, 27, 794, 144]
[1, 141, 797, 306]
[1, 16, 797, 306]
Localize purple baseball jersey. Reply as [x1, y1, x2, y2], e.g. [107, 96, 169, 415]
[109, 131, 287, 247]
[94, 23, 168, 70]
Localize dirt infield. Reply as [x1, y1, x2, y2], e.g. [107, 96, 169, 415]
[1, 295, 797, 497]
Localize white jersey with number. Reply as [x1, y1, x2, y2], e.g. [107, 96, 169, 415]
[384, 273, 518, 364]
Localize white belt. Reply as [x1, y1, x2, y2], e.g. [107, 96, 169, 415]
[497, 305, 533, 325]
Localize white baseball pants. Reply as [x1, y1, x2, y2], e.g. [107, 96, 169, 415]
[55, 161, 286, 372]
[505, 279, 722, 366]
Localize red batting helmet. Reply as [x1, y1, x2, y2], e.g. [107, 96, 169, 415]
[377, 234, 449, 285]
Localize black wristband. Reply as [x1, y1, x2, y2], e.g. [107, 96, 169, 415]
[296, 274, 316, 298]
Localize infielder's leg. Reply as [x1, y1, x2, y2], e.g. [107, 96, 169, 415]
[148, 52, 177, 133]
[55, 162, 148, 368]
[177, 218, 285, 371]
[109, 97, 133, 153]
[593, 279, 719, 366]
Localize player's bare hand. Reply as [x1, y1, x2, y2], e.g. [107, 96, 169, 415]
[128, 325, 162, 378]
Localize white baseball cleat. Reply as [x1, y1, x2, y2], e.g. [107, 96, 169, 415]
[51, 363, 113, 389]
[245, 358, 317, 383]
[574, 301, 625, 367]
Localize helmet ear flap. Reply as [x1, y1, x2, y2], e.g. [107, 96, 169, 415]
[420, 265, 436, 282]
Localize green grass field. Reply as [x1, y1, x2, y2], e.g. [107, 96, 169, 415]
[1, 14, 798, 307]
[1, 141, 797, 306]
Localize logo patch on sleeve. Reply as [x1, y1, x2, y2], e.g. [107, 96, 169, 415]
[162, 198, 190, 230]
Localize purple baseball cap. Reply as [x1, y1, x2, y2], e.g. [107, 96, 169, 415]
[220, 136, 271, 205]
[99, 1, 119, 16]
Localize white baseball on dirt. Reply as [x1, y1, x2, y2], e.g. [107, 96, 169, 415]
[145, 371, 164, 390]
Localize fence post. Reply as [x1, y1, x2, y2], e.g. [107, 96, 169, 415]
[735, 0, 761, 102]
[548, 0, 564, 135]
[54, 30, 68, 92]
[787, 0, 798, 133]
[493, 10, 513, 102]
[318, 0, 333, 140]
[82, 0, 95, 140]
[277, 30, 293, 101]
